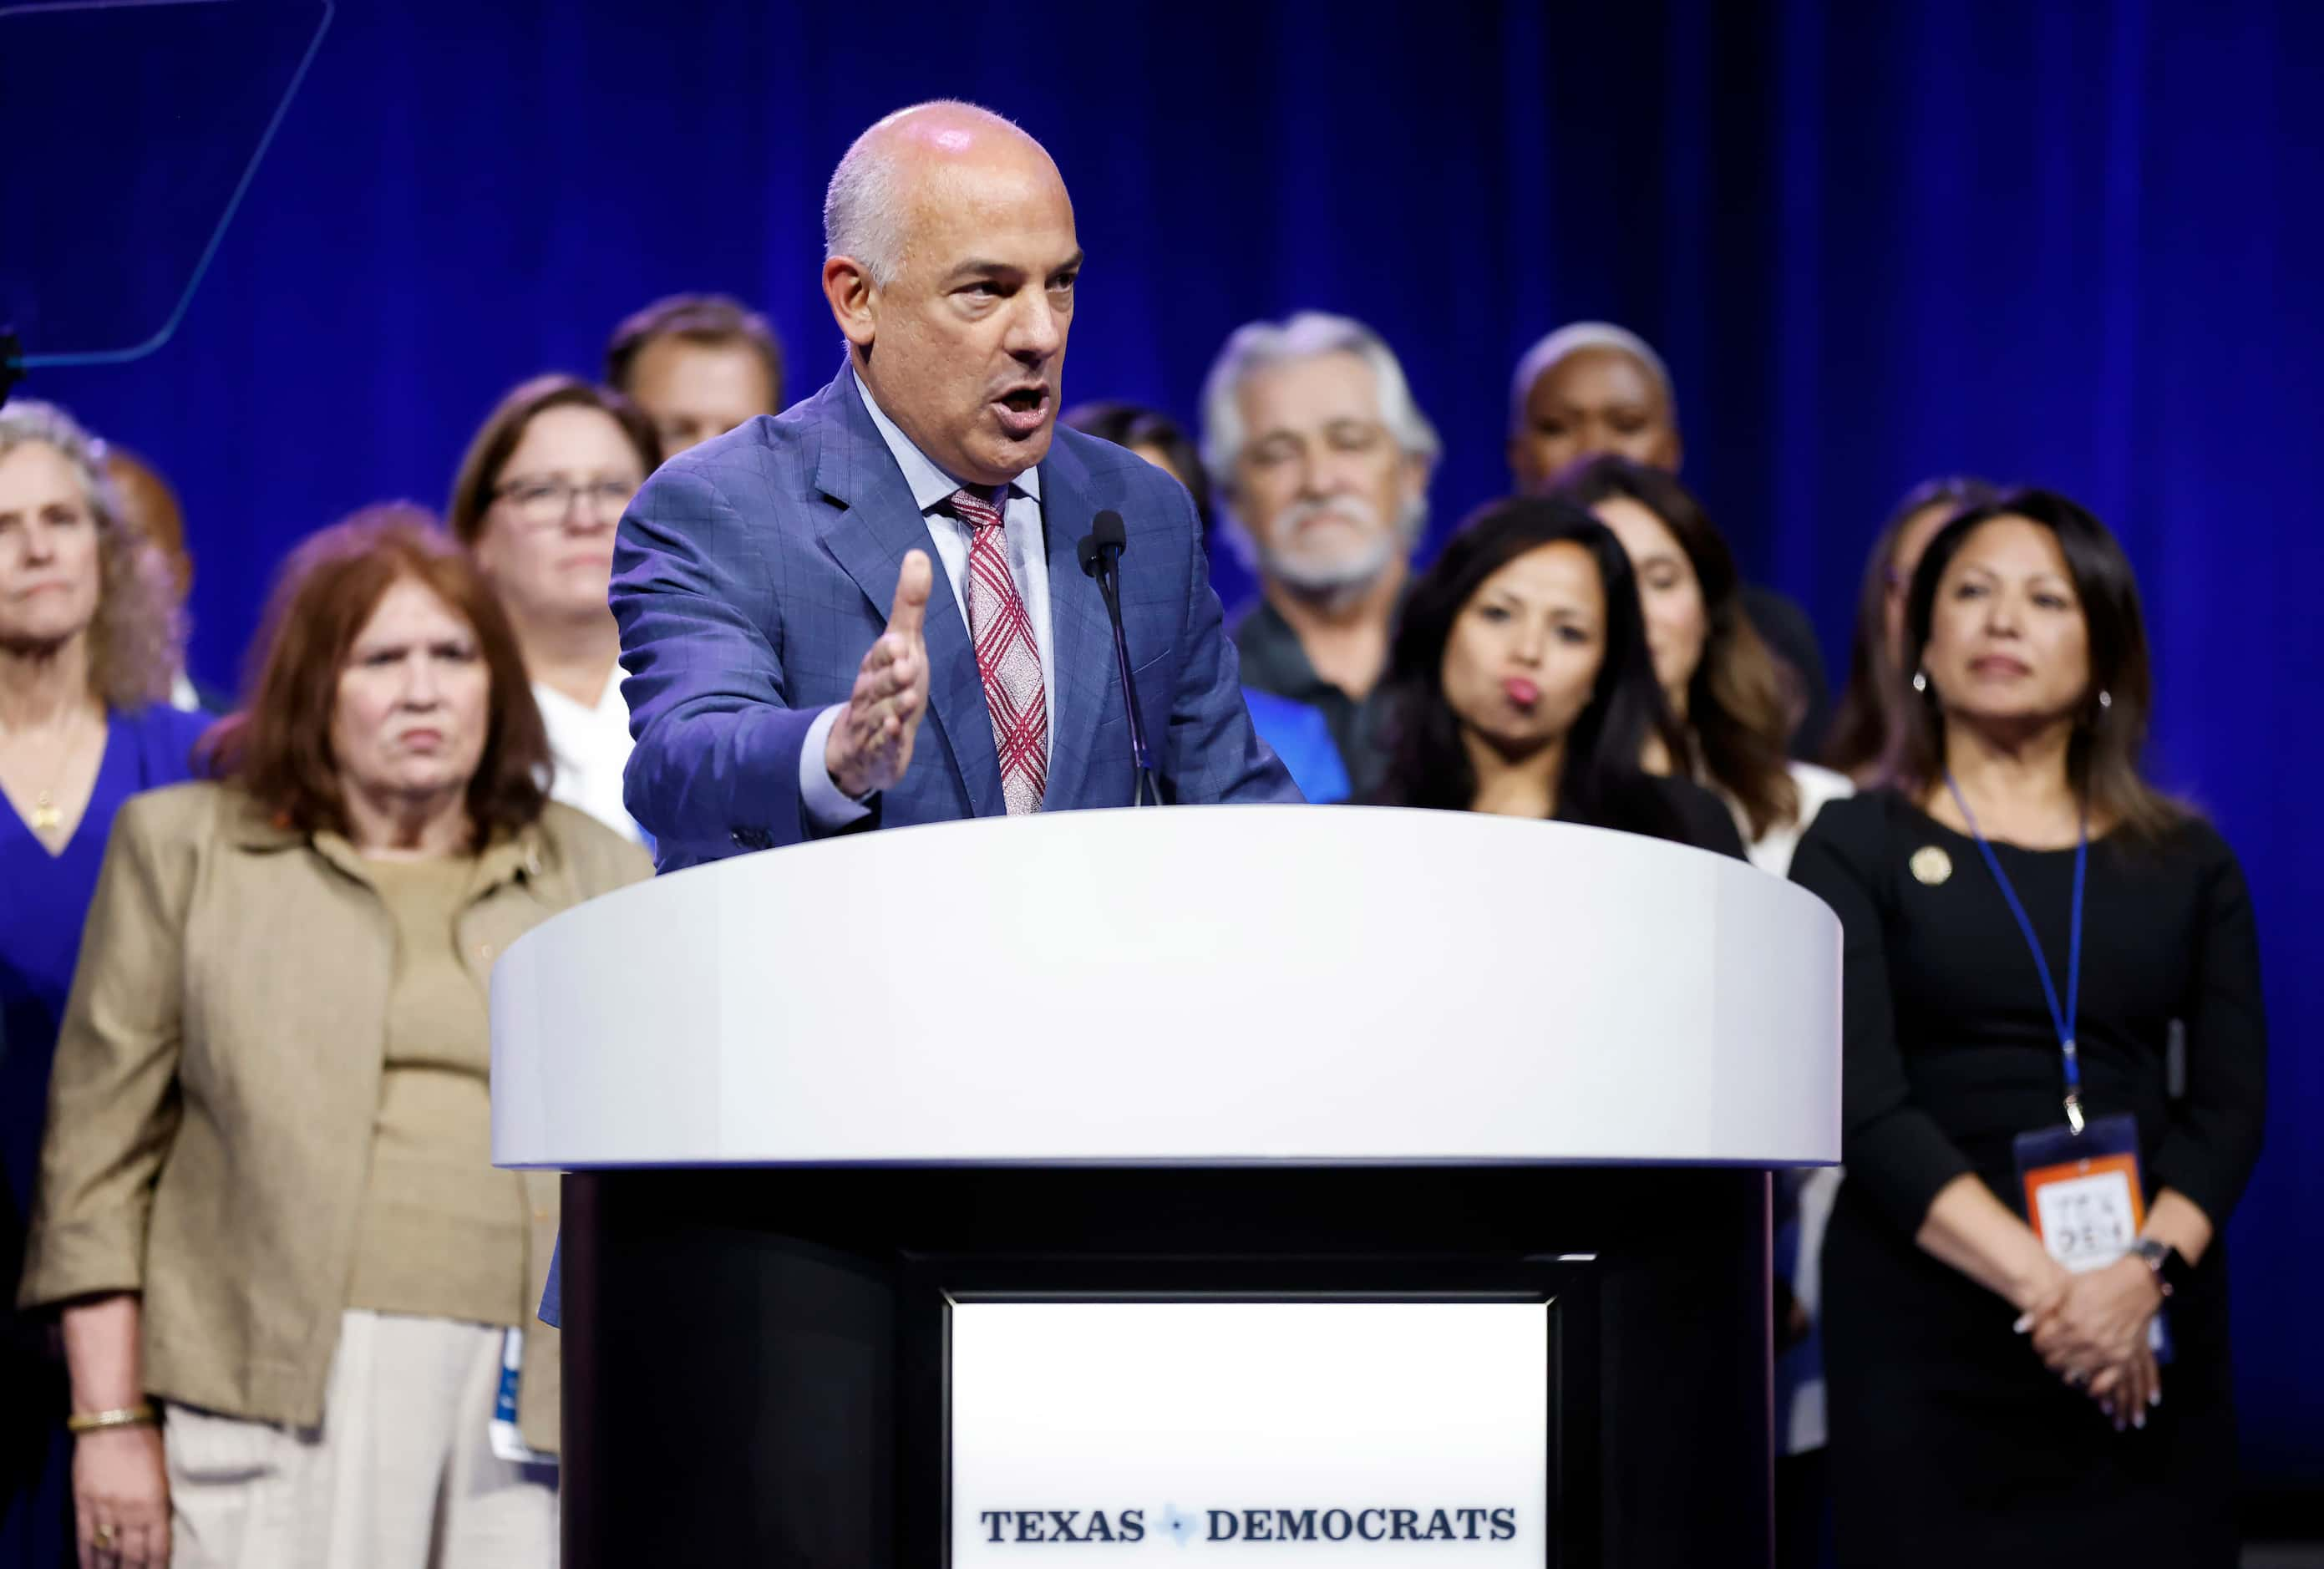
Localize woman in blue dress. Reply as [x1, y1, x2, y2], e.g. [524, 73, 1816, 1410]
[0, 401, 208, 1569]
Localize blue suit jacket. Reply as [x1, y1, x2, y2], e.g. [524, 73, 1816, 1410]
[612, 363, 1300, 868]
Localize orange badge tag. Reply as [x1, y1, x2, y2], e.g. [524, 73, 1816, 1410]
[2022, 1151, 2147, 1274]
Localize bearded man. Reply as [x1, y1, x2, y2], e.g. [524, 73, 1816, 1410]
[1202, 312, 1439, 798]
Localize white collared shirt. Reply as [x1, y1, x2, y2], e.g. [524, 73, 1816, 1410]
[1723, 759, 1854, 877]
[536, 673, 647, 843]
[799, 376, 1056, 826]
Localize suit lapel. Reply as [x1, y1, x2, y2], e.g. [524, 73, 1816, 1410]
[809, 366, 1003, 816]
[1035, 438, 1117, 811]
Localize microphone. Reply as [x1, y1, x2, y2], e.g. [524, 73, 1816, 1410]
[1078, 509, 1161, 806]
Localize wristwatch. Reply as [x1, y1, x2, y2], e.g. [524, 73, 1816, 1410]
[2131, 1236, 2192, 1299]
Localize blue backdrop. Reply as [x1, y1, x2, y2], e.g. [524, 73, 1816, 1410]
[13, 0, 2320, 1500]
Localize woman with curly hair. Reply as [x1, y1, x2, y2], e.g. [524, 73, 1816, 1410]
[0, 400, 209, 1567]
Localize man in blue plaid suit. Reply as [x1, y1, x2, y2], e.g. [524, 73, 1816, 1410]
[611, 101, 1298, 871]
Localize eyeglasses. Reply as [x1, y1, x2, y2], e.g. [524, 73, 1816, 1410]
[493, 475, 637, 529]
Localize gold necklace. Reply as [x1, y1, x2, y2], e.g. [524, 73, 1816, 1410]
[13, 709, 89, 837]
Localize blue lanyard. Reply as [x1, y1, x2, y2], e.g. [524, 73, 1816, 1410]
[1942, 774, 2089, 1135]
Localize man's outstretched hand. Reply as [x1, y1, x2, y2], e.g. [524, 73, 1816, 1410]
[825, 549, 934, 800]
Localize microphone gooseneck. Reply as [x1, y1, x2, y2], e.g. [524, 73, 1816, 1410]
[1079, 508, 1161, 806]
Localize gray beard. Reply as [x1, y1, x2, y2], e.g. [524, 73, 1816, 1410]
[1261, 529, 1402, 607]
[1257, 494, 1424, 609]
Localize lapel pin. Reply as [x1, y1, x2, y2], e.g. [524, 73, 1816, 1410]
[1910, 845, 1954, 886]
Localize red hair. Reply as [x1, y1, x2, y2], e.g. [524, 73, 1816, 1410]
[202, 505, 551, 845]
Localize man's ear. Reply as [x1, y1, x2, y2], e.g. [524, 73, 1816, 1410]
[1400, 449, 1437, 513]
[823, 256, 878, 351]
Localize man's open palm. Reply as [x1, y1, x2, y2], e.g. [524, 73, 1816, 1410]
[826, 550, 935, 799]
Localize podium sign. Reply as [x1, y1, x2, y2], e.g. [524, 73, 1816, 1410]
[952, 1302, 1552, 1561]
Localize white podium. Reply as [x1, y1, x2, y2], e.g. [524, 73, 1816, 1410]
[492, 806, 1840, 1566]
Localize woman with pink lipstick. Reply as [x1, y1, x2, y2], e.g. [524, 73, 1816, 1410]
[18, 509, 647, 1567]
[1790, 491, 2265, 1566]
[1371, 495, 1743, 856]
[449, 375, 660, 844]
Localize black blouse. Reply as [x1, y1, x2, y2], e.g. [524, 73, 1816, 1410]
[1788, 790, 2266, 1238]
[1559, 773, 1748, 861]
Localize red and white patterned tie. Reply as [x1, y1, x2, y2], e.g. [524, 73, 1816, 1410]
[947, 487, 1049, 815]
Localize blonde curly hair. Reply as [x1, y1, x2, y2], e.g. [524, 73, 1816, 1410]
[0, 399, 183, 708]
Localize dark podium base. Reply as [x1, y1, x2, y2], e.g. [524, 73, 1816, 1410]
[559, 1165, 1772, 1567]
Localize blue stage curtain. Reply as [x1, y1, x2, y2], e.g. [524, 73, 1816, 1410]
[23, 0, 2321, 1495]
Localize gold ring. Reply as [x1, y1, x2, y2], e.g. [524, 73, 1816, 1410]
[93, 1522, 118, 1549]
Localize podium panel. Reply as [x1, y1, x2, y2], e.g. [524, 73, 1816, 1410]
[558, 1164, 1768, 1566]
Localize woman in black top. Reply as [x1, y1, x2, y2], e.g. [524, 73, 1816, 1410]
[1789, 490, 2265, 1566]
[1373, 495, 1744, 857]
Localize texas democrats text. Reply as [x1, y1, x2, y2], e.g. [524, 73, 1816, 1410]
[973, 1506, 1521, 1545]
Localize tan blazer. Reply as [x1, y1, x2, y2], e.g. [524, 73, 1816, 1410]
[17, 782, 651, 1454]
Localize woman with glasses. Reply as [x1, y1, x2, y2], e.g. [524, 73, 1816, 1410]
[449, 376, 661, 841]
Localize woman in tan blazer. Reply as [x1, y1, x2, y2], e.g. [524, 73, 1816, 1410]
[17, 506, 651, 1568]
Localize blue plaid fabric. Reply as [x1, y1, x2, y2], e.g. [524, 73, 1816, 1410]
[611, 361, 1300, 871]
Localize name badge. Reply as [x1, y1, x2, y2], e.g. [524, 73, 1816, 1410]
[2012, 1112, 2170, 1358]
[2026, 1163, 2143, 1273]
[2013, 1111, 2143, 1271]
[489, 1327, 558, 1468]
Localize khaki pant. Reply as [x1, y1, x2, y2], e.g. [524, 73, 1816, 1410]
[165, 1310, 556, 1568]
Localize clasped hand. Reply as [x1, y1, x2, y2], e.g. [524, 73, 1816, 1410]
[2017, 1257, 2164, 1429]
[825, 550, 934, 800]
